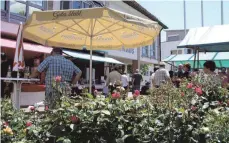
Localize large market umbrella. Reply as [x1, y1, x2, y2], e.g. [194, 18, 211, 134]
[22, 7, 162, 93]
[13, 22, 25, 74]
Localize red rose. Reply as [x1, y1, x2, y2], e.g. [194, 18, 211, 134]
[26, 122, 32, 127]
[29, 106, 35, 111]
[3, 122, 9, 126]
[70, 116, 80, 124]
[45, 105, 49, 111]
[55, 76, 62, 83]
[134, 90, 140, 96]
[116, 92, 120, 98]
[181, 92, 185, 97]
[191, 106, 197, 111]
[112, 92, 120, 99]
[195, 87, 203, 95]
[187, 83, 193, 89]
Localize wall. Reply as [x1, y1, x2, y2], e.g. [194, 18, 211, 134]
[161, 40, 183, 70]
[166, 30, 189, 42]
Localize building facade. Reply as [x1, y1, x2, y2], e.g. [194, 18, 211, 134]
[161, 29, 193, 70]
[1, 0, 167, 83]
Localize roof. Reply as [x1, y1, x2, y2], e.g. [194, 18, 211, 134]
[123, 0, 168, 29]
[164, 29, 189, 32]
[178, 25, 229, 52]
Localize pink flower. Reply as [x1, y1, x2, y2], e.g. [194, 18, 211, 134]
[133, 90, 140, 99]
[191, 106, 197, 111]
[3, 122, 9, 127]
[28, 106, 35, 111]
[45, 105, 49, 111]
[26, 122, 32, 127]
[112, 92, 120, 99]
[134, 90, 140, 96]
[55, 76, 62, 82]
[195, 87, 203, 95]
[187, 83, 193, 89]
[70, 116, 80, 124]
[181, 92, 185, 97]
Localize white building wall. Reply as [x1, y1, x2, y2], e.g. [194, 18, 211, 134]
[161, 41, 184, 70]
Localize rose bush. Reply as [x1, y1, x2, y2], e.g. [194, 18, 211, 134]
[1, 74, 229, 143]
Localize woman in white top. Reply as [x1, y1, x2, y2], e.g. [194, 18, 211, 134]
[121, 73, 129, 90]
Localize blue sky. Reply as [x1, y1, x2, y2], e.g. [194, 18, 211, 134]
[137, 0, 229, 41]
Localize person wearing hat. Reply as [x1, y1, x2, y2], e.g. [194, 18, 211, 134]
[152, 62, 170, 88]
[132, 69, 143, 92]
[30, 48, 82, 108]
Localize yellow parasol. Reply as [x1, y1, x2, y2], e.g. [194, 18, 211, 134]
[23, 7, 162, 93]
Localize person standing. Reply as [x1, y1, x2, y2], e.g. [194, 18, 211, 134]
[153, 62, 170, 88]
[174, 64, 184, 87]
[183, 63, 191, 80]
[132, 69, 143, 92]
[30, 48, 82, 108]
[151, 66, 159, 87]
[121, 72, 129, 90]
[106, 66, 122, 93]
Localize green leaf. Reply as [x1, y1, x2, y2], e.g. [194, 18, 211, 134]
[63, 139, 71, 143]
[93, 111, 100, 115]
[101, 110, 111, 115]
[87, 93, 94, 99]
[56, 137, 65, 142]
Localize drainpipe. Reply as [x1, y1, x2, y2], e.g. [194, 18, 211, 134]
[159, 28, 163, 62]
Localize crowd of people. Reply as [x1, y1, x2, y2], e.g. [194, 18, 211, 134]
[151, 61, 229, 90]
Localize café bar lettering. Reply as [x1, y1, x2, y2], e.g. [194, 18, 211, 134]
[53, 11, 82, 20]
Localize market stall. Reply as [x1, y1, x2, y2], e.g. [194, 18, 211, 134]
[163, 52, 229, 68]
[177, 24, 229, 68]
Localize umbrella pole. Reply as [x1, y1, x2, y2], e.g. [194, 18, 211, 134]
[197, 48, 200, 69]
[89, 18, 93, 94]
[89, 47, 92, 94]
[193, 49, 197, 69]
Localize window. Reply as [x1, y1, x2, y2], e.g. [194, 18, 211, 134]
[73, 1, 81, 9]
[150, 42, 156, 59]
[142, 45, 149, 57]
[178, 50, 182, 54]
[187, 49, 192, 54]
[62, 1, 70, 9]
[167, 35, 179, 42]
[1, 0, 5, 10]
[10, 0, 26, 16]
[9, 0, 45, 17]
[61, 1, 103, 10]
[30, 0, 43, 7]
[171, 50, 177, 55]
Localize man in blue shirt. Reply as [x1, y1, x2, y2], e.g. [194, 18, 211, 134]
[30, 48, 82, 107]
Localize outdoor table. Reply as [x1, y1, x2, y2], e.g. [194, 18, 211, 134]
[0, 77, 40, 110]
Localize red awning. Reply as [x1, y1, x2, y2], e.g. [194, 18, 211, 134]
[1, 38, 53, 53]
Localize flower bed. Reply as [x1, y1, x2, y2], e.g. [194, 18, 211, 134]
[1, 74, 229, 143]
